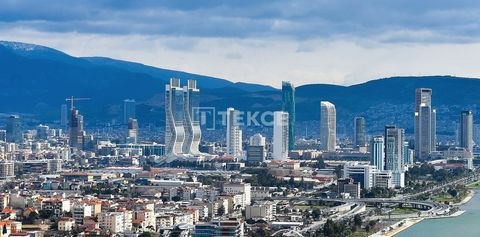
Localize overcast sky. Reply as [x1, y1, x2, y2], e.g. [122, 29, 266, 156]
[2, 0, 480, 87]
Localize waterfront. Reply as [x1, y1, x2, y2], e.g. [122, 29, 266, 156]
[396, 190, 480, 236]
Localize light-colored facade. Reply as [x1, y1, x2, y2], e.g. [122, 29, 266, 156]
[165, 78, 201, 156]
[273, 111, 289, 160]
[343, 162, 377, 189]
[320, 101, 336, 151]
[226, 108, 243, 157]
[222, 183, 251, 206]
[98, 210, 133, 234]
[460, 110, 473, 153]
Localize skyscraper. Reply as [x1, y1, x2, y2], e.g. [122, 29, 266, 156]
[60, 104, 68, 127]
[69, 109, 84, 149]
[226, 108, 243, 157]
[282, 81, 295, 151]
[320, 101, 336, 151]
[123, 99, 136, 124]
[6, 115, 22, 143]
[370, 136, 384, 171]
[460, 110, 473, 153]
[126, 118, 138, 144]
[414, 88, 436, 160]
[165, 78, 202, 156]
[384, 125, 405, 188]
[273, 111, 289, 160]
[182, 80, 201, 155]
[353, 117, 366, 147]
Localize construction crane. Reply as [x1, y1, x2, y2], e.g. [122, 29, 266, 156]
[65, 96, 91, 110]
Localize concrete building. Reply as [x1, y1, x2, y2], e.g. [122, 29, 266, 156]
[247, 134, 266, 163]
[245, 201, 274, 221]
[374, 170, 394, 189]
[460, 110, 473, 153]
[343, 162, 377, 190]
[0, 161, 14, 179]
[98, 210, 133, 234]
[320, 101, 336, 151]
[69, 109, 84, 150]
[195, 219, 244, 237]
[226, 108, 243, 158]
[222, 183, 251, 206]
[337, 178, 360, 199]
[165, 78, 201, 156]
[273, 111, 289, 160]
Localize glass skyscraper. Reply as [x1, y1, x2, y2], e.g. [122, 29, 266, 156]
[282, 81, 295, 151]
[414, 88, 436, 160]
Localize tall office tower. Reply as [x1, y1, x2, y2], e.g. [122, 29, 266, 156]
[126, 118, 138, 144]
[226, 108, 243, 157]
[60, 104, 68, 127]
[182, 80, 201, 154]
[282, 81, 295, 151]
[69, 109, 84, 149]
[370, 136, 384, 171]
[414, 88, 436, 160]
[320, 101, 336, 151]
[165, 78, 186, 155]
[6, 115, 22, 143]
[473, 124, 480, 146]
[123, 99, 136, 124]
[165, 78, 202, 156]
[273, 111, 289, 160]
[384, 126, 405, 188]
[460, 110, 473, 153]
[247, 133, 267, 163]
[353, 117, 366, 147]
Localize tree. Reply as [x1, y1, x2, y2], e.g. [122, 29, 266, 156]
[312, 208, 321, 220]
[448, 188, 458, 197]
[353, 214, 362, 227]
[323, 219, 335, 237]
[172, 196, 182, 202]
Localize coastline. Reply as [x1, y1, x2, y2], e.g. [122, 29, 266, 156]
[370, 189, 476, 237]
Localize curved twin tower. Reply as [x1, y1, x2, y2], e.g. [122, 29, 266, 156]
[165, 78, 201, 156]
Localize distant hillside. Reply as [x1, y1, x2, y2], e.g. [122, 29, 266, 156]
[0, 41, 478, 137]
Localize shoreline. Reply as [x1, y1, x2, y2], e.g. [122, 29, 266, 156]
[370, 190, 476, 237]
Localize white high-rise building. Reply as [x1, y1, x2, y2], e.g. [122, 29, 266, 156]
[273, 111, 289, 160]
[182, 80, 201, 154]
[320, 101, 336, 151]
[226, 108, 243, 157]
[370, 136, 384, 171]
[460, 110, 473, 153]
[165, 78, 201, 156]
[343, 162, 377, 189]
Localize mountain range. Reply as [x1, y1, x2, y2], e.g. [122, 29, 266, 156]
[1, 40, 479, 136]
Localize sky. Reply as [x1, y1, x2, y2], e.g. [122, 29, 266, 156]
[2, 0, 480, 87]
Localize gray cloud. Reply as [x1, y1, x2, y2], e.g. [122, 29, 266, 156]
[1, 0, 480, 43]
